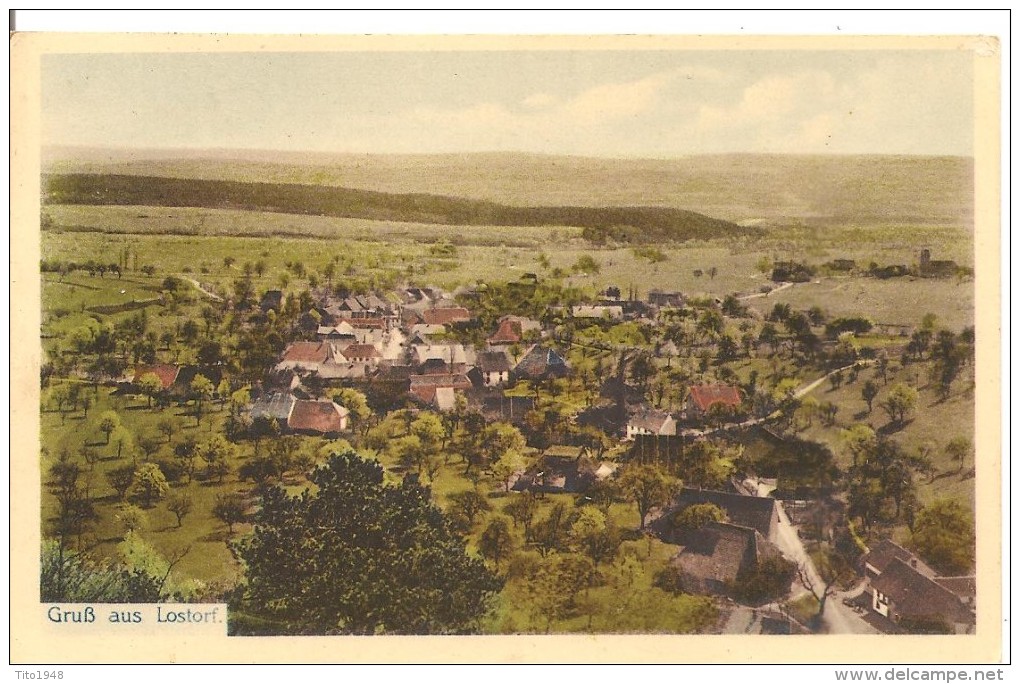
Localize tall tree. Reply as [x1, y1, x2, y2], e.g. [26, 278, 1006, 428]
[616, 464, 680, 530]
[235, 451, 502, 635]
[910, 499, 975, 575]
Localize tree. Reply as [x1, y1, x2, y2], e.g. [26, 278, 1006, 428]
[448, 490, 491, 530]
[569, 506, 620, 567]
[881, 383, 918, 426]
[107, 465, 136, 500]
[478, 515, 515, 570]
[504, 493, 539, 540]
[157, 416, 177, 443]
[200, 434, 235, 483]
[98, 410, 121, 444]
[944, 436, 972, 475]
[572, 255, 601, 275]
[910, 499, 975, 575]
[616, 464, 680, 530]
[330, 387, 372, 434]
[136, 372, 163, 408]
[166, 492, 193, 528]
[861, 379, 879, 413]
[212, 492, 247, 534]
[130, 462, 169, 508]
[190, 374, 215, 425]
[670, 503, 727, 532]
[797, 544, 854, 622]
[234, 452, 502, 635]
[110, 425, 135, 462]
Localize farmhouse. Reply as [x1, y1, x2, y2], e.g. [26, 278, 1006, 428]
[250, 392, 297, 424]
[511, 446, 597, 494]
[626, 407, 676, 439]
[669, 521, 785, 596]
[647, 289, 685, 308]
[342, 343, 381, 366]
[476, 350, 512, 386]
[287, 399, 349, 435]
[422, 307, 472, 326]
[571, 304, 624, 320]
[486, 319, 522, 346]
[658, 488, 781, 544]
[277, 341, 336, 372]
[512, 344, 569, 382]
[132, 363, 180, 391]
[686, 384, 742, 418]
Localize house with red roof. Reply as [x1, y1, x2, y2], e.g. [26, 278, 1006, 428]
[686, 384, 743, 418]
[422, 307, 472, 326]
[342, 343, 381, 365]
[486, 319, 522, 346]
[287, 399, 349, 435]
[132, 364, 181, 391]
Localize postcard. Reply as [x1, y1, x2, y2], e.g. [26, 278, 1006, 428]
[10, 31, 1002, 664]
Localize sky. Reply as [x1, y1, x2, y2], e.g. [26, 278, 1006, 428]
[42, 48, 975, 158]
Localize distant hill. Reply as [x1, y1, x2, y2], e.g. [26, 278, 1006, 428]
[42, 173, 750, 244]
[43, 148, 974, 228]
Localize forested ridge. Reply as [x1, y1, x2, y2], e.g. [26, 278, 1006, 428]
[43, 173, 751, 244]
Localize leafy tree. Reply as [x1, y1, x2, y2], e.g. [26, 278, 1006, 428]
[136, 372, 164, 408]
[212, 492, 247, 534]
[478, 515, 515, 569]
[330, 387, 372, 434]
[107, 464, 136, 500]
[130, 462, 170, 508]
[40, 540, 161, 603]
[503, 493, 539, 540]
[200, 434, 235, 483]
[670, 503, 727, 532]
[572, 255, 601, 275]
[911, 499, 975, 575]
[166, 492, 193, 528]
[448, 490, 491, 530]
[616, 464, 680, 530]
[110, 425, 134, 462]
[190, 374, 215, 425]
[569, 507, 620, 567]
[234, 452, 502, 635]
[881, 383, 918, 426]
[98, 410, 121, 444]
[945, 436, 972, 475]
[732, 555, 797, 605]
[861, 380, 880, 413]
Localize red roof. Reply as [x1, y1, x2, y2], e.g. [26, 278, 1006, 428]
[288, 400, 348, 434]
[133, 364, 180, 390]
[343, 343, 381, 359]
[422, 307, 471, 326]
[487, 319, 522, 344]
[689, 385, 742, 412]
[281, 342, 331, 364]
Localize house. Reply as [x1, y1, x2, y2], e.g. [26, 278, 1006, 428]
[860, 539, 975, 634]
[512, 447, 597, 494]
[486, 319, 522, 346]
[476, 351, 511, 386]
[512, 344, 569, 382]
[422, 307, 472, 326]
[409, 373, 472, 406]
[657, 489, 781, 544]
[686, 384, 743, 418]
[277, 341, 335, 371]
[648, 289, 685, 308]
[571, 304, 623, 320]
[250, 392, 297, 424]
[870, 558, 975, 633]
[411, 344, 474, 368]
[342, 343, 381, 365]
[287, 399, 349, 435]
[171, 365, 223, 398]
[626, 407, 676, 439]
[670, 521, 785, 596]
[132, 363, 180, 391]
[316, 321, 358, 341]
[408, 323, 448, 345]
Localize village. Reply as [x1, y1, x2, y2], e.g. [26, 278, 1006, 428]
[34, 242, 975, 636]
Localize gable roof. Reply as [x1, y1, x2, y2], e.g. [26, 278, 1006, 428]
[342, 343, 381, 359]
[477, 350, 511, 373]
[863, 539, 938, 579]
[422, 307, 472, 326]
[487, 319, 522, 344]
[281, 341, 332, 365]
[933, 576, 976, 601]
[689, 384, 743, 412]
[432, 387, 457, 412]
[288, 399, 348, 434]
[172, 365, 222, 392]
[250, 392, 296, 422]
[873, 558, 974, 625]
[513, 344, 569, 380]
[413, 344, 472, 366]
[133, 364, 180, 390]
[628, 407, 675, 434]
[674, 488, 778, 539]
[674, 521, 763, 587]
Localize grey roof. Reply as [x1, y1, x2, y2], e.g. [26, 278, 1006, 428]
[864, 539, 938, 579]
[873, 558, 974, 625]
[250, 392, 296, 422]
